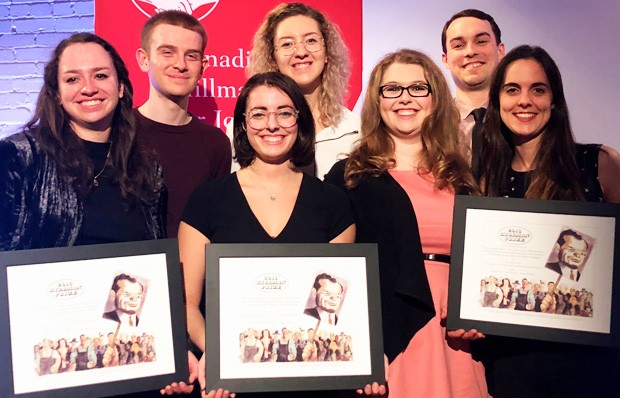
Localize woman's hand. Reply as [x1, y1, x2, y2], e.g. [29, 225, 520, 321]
[197, 353, 236, 398]
[441, 306, 485, 340]
[356, 354, 388, 396]
[446, 328, 485, 340]
[160, 351, 198, 395]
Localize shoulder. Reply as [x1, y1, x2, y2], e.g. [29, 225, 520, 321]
[320, 107, 360, 138]
[337, 107, 360, 127]
[188, 173, 237, 203]
[323, 158, 347, 188]
[597, 144, 620, 203]
[302, 173, 348, 200]
[0, 131, 40, 167]
[191, 116, 230, 141]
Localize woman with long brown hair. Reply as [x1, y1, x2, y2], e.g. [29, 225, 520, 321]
[326, 49, 487, 397]
[477, 44, 620, 398]
[0, 32, 165, 250]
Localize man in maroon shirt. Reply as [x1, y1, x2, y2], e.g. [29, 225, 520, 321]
[135, 10, 231, 237]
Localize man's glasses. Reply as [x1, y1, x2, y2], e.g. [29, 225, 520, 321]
[379, 83, 432, 98]
[244, 108, 299, 130]
[275, 34, 324, 56]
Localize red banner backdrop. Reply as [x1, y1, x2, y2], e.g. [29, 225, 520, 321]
[95, 0, 362, 131]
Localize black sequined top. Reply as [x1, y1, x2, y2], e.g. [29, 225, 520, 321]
[502, 143, 604, 202]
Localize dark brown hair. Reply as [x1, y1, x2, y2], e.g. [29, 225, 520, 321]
[233, 72, 315, 168]
[26, 32, 156, 201]
[480, 45, 583, 200]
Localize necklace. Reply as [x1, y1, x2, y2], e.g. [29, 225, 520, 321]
[246, 166, 296, 201]
[263, 187, 277, 201]
[394, 153, 420, 170]
[93, 142, 112, 187]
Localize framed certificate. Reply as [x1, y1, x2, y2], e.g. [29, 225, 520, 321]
[447, 195, 620, 347]
[0, 239, 188, 397]
[204, 243, 385, 393]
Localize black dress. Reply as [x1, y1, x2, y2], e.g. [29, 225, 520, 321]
[475, 144, 619, 398]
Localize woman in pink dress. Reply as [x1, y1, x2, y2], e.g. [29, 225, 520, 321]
[326, 49, 487, 397]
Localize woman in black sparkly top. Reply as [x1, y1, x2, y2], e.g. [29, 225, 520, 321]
[477, 44, 620, 398]
[0, 33, 165, 250]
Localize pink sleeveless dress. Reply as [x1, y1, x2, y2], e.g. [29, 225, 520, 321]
[387, 170, 488, 398]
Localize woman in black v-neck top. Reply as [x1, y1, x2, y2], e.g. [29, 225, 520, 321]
[179, 73, 354, 398]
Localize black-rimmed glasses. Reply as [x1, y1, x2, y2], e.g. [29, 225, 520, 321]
[244, 108, 299, 129]
[379, 83, 432, 98]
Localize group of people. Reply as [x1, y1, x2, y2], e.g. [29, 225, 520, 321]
[1, 3, 619, 398]
[34, 333, 156, 376]
[480, 276, 595, 316]
[239, 328, 353, 364]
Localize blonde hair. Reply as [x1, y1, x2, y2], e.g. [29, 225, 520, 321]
[345, 49, 478, 194]
[247, 2, 350, 128]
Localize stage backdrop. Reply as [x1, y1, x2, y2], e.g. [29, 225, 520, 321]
[94, 0, 362, 131]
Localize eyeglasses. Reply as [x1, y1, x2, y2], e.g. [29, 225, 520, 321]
[275, 34, 324, 56]
[379, 83, 432, 98]
[244, 108, 299, 129]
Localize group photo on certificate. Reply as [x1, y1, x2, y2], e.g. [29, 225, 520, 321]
[2, 1, 620, 398]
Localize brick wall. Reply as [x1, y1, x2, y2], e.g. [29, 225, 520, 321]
[0, 0, 94, 138]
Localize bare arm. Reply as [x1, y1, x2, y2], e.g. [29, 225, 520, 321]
[178, 221, 211, 352]
[598, 144, 620, 203]
[329, 224, 356, 243]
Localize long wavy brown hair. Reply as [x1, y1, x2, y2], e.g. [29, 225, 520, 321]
[25, 33, 157, 202]
[480, 45, 583, 200]
[247, 2, 350, 128]
[344, 49, 478, 194]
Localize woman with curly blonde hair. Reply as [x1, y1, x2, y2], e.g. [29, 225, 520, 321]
[231, 2, 360, 179]
[325, 49, 487, 397]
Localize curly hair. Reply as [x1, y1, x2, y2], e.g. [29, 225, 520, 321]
[344, 49, 478, 195]
[25, 32, 156, 202]
[247, 2, 350, 128]
[480, 45, 583, 200]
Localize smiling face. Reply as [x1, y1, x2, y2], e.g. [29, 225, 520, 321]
[273, 15, 326, 93]
[245, 85, 298, 165]
[58, 42, 123, 141]
[379, 62, 433, 141]
[500, 58, 553, 144]
[114, 279, 144, 315]
[137, 23, 206, 99]
[442, 16, 504, 93]
[315, 278, 343, 313]
[558, 235, 588, 269]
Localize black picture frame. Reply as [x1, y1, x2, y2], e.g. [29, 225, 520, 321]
[204, 243, 384, 393]
[447, 195, 620, 347]
[0, 239, 188, 397]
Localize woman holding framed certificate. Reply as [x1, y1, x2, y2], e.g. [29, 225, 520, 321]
[325, 49, 487, 398]
[178, 72, 356, 397]
[477, 44, 620, 397]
